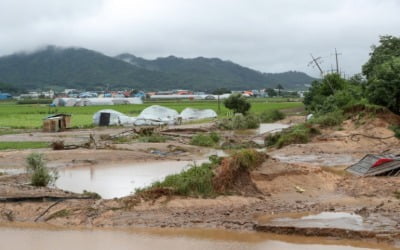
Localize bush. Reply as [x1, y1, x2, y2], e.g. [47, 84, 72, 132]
[310, 110, 344, 127]
[218, 114, 260, 130]
[265, 124, 320, 148]
[144, 161, 216, 197]
[224, 94, 251, 114]
[26, 153, 56, 187]
[190, 132, 220, 147]
[390, 126, 400, 139]
[259, 110, 286, 123]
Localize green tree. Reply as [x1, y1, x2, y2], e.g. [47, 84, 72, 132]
[303, 73, 362, 114]
[362, 36, 400, 114]
[265, 88, 277, 97]
[276, 84, 284, 96]
[224, 94, 251, 114]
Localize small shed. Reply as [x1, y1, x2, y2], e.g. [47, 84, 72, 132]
[346, 154, 400, 176]
[43, 114, 72, 132]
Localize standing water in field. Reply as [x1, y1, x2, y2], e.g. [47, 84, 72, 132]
[0, 226, 384, 250]
[55, 160, 207, 199]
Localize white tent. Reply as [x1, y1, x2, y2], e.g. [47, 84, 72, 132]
[93, 109, 136, 126]
[112, 97, 143, 105]
[134, 105, 179, 125]
[52, 98, 77, 107]
[75, 98, 114, 106]
[180, 108, 217, 120]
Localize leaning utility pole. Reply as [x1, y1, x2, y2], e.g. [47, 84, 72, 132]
[308, 54, 335, 93]
[309, 54, 324, 76]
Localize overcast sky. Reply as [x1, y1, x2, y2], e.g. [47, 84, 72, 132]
[0, 0, 399, 77]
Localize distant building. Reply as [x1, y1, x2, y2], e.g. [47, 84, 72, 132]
[0, 93, 12, 100]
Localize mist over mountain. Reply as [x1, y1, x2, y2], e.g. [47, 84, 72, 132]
[0, 46, 315, 91]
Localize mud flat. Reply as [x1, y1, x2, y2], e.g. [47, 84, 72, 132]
[254, 212, 400, 241]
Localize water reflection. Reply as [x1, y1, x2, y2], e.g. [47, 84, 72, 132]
[55, 160, 206, 199]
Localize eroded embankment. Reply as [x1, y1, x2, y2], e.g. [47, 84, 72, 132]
[0, 113, 400, 245]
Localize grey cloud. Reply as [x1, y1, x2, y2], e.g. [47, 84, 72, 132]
[0, 0, 399, 77]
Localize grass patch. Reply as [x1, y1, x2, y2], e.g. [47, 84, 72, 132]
[259, 110, 286, 123]
[140, 161, 217, 198]
[265, 123, 320, 148]
[46, 209, 71, 220]
[190, 132, 220, 147]
[0, 141, 49, 150]
[0, 100, 303, 129]
[138, 149, 264, 198]
[390, 125, 400, 139]
[83, 190, 102, 199]
[138, 134, 167, 143]
[112, 136, 137, 144]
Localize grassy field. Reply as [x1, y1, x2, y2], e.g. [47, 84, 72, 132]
[0, 141, 49, 150]
[0, 98, 303, 129]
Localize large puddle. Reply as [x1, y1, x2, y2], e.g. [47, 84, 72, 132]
[0, 225, 384, 250]
[258, 123, 290, 134]
[259, 212, 372, 231]
[272, 153, 357, 166]
[55, 160, 207, 199]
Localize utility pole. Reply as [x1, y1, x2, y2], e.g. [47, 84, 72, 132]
[308, 54, 335, 93]
[334, 48, 341, 74]
[309, 54, 324, 76]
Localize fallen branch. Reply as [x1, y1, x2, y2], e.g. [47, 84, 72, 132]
[0, 196, 94, 203]
[34, 200, 63, 222]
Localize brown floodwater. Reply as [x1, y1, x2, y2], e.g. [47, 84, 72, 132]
[55, 160, 208, 199]
[0, 224, 391, 250]
[258, 123, 290, 134]
[258, 212, 372, 231]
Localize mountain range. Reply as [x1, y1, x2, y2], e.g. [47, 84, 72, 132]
[0, 46, 315, 92]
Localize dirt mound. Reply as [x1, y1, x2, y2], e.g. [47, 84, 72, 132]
[344, 104, 400, 125]
[212, 150, 265, 195]
[252, 158, 341, 196]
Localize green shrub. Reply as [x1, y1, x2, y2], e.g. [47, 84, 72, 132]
[144, 162, 216, 197]
[265, 124, 320, 148]
[311, 110, 344, 127]
[218, 114, 260, 130]
[230, 149, 264, 170]
[259, 110, 286, 123]
[138, 134, 167, 143]
[190, 133, 220, 147]
[83, 190, 102, 199]
[26, 153, 55, 187]
[390, 126, 400, 139]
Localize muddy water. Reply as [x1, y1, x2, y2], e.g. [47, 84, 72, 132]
[260, 212, 372, 231]
[258, 123, 290, 134]
[55, 160, 207, 199]
[0, 225, 384, 250]
[272, 153, 357, 166]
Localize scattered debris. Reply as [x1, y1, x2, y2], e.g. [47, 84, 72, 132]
[295, 186, 305, 193]
[346, 154, 400, 176]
